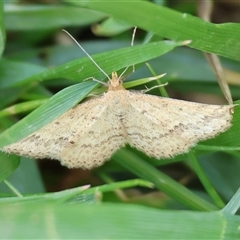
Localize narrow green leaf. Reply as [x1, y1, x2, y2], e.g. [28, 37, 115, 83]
[198, 152, 240, 201]
[0, 179, 153, 204]
[92, 17, 132, 36]
[0, 152, 20, 182]
[222, 187, 240, 215]
[0, 1, 6, 57]
[0, 59, 46, 88]
[0, 157, 45, 194]
[0, 99, 48, 118]
[0, 81, 98, 146]
[187, 152, 225, 208]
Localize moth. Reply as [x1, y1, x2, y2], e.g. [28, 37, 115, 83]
[2, 31, 233, 169]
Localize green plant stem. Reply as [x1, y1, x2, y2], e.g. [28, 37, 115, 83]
[187, 151, 225, 208]
[113, 148, 218, 211]
[4, 180, 23, 197]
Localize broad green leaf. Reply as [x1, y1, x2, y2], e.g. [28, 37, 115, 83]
[15, 40, 187, 86]
[68, 0, 240, 61]
[0, 41, 186, 89]
[0, 202, 239, 239]
[3, 4, 107, 30]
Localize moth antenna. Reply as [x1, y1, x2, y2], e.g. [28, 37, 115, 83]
[131, 26, 137, 47]
[118, 65, 130, 79]
[131, 26, 137, 73]
[62, 29, 111, 81]
[119, 26, 137, 79]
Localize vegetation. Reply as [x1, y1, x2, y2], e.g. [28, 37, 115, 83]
[0, 1, 240, 239]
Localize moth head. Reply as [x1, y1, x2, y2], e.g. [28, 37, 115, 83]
[108, 72, 125, 91]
